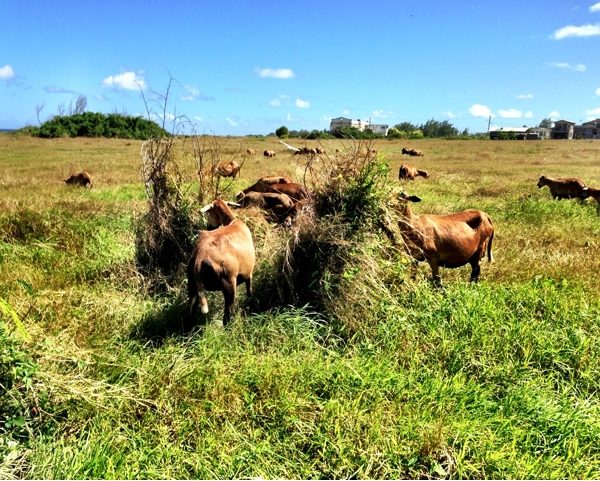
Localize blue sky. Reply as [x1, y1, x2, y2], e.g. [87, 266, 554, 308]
[2, 0, 600, 135]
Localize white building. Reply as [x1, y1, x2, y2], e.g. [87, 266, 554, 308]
[329, 117, 389, 136]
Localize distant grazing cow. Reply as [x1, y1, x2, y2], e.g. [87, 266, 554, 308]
[187, 199, 255, 327]
[581, 186, 600, 205]
[294, 146, 318, 156]
[537, 175, 587, 200]
[64, 171, 93, 188]
[246, 148, 256, 155]
[236, 175, 295, 200]
[402, 147, 424, 157]
[216, 160, 241, 178]
[396, 192, 494, 286]
[399, 164, 429, 180]
[264, 150, 276, 157]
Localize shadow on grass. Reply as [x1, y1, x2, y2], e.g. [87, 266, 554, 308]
[129, 294, 209, 346]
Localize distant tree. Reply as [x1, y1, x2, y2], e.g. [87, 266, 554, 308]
[275, 125, 289, 138]
[419, 118, 459, 138]
[394, 121, 418, 132]
[538, 118, 553, 128]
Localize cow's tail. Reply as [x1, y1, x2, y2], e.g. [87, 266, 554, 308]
[187, 259, 209, 323]
[417, 169, 429, 178]
[487, 229, 494, 263]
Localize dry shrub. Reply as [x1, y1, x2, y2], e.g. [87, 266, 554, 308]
[249, 140, 409, 334]
[135, 138, 200, 289]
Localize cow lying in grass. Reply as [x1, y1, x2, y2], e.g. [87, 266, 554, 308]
[187, 199, 255, 327]
[64, 171, 93, 188]
[396, 192, 494, 286]
[236, 176, 308, 202]
[399, 164, 429, 180]
[537, 175, 587, 200]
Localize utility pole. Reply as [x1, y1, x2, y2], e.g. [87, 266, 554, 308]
[487, 115, 491, 132]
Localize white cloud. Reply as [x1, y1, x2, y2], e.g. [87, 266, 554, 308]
[548, 110, 561, 119]
[595, 87, 600, 96]
[102, 71, 146, 90]
[286, 112, 293, 121]
[0, 64, 15, 79]
[516, 93, 534, 99]
[256, 68, 295, 79]
[524, 111, 534, 118]
[295, 97, 310, 108]
[585, 107, 600, 116]
[269, 95, 289, 107]
[342, 109, 350, 116]
[548, 61, 587, 72]
[469, 104, 494, 118]
[181, 84, 200, 101]
[590, 2, 600, 12]
[442, 110, 457, 118]
[552, 23, 600, 39]
[226, 117, 238, 127]
[372, 109, 393, 119]
[498, 108, 524, 119]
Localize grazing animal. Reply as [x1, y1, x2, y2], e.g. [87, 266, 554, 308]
[581, 186, 600, 205]
[216, 160, 241, 178]
[537, 175, 587, 200]
[294, 146, 318, 156]
[402, 147, 424, 157]
[187, 199, 255, 326]
[246, 148, 256, 155]
[263, 150, 276, 157]
[399, 164, 429, 180]
[235, 175, 295, 200]
[64, 171, 93, 188]
[396, 192, 494, 286]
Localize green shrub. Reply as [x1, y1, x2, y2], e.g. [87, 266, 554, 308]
[22, 112, 169, 140]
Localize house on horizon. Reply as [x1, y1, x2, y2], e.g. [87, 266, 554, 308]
[330, 117, 389, 136]
[490, 119, 600, 140]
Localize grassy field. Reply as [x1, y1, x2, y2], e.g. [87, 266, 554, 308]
[1, 133, 600, 479]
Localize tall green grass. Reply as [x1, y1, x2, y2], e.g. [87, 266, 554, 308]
[2, 136, 600, 479]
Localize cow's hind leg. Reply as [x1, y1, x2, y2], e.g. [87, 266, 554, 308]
[469, 259, 481, 282]
[222, 280, 236, 327]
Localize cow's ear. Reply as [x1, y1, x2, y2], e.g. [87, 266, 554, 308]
[408, 195, 422, 202]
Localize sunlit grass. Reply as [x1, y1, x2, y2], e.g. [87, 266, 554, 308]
[1, 134, 600, 479]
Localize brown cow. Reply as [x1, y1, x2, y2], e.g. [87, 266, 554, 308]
[246, 148, 256, 155]
[537, 175, 587, 200]
[581, 186, 600, 205]
[402, 147, 424, 157]
[263, 150, 276, 157]
[187, 199, 255, 326]
[236, 175, 294, 200]
[237, 191, 295, 222]
[216, 160, 241, 178]
[399, 164, 429, 180]
[64, 171, 93, 188]
[396, 192, 494, 286]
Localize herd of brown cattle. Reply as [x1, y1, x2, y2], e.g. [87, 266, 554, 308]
[62, 146, 599, 327]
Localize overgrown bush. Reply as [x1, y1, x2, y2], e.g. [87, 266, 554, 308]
[250, 142, 405, 334]
[22, 112, 169, 139]
[134, 138, 200, 289]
